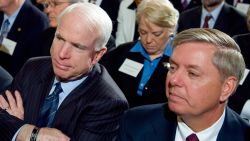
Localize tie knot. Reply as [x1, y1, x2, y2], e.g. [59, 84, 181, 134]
[186, 133, 199, 141]
[47, 83, 62, 99]
[204, 15, 212, 22]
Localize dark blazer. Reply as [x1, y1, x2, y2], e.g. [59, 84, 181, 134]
[228, 33, 250, 114]
[100, 0, 122, 37]
[0, 0, 49, 76]
[0, 66, 12, 93]
[118, 103, 250, 141]
[100, 41, 169, 108]
[0, 57, 128, 141]
[177, 2, 248, 37]
[169, 0, 201, 13]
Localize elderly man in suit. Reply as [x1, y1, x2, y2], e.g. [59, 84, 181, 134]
[0, 0, 49, 76]
[177, 0, 248, 37]
[0, 3, 128, 141]
[118, 28, 250, 141]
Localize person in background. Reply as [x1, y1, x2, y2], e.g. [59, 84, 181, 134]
[177, 0, 248, 37]
[0, 0, 49, 76]
[100, 0, 179, 108]
[169, 0, 201, 13]
[0, 3, 128, 141]
[228, 6, 250, 122]
[115, 0, 142, 46]
[117, 28, 250, 141]
[39, 0, 115, 56]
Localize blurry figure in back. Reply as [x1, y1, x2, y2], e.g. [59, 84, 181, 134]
[0, 0, 49, 76]
[178, 0, 248, 37]
[101, 0, 179, 108]
[115, 0, 142, 46]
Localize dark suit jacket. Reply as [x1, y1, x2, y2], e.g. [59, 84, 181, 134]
[0, 66, 12, 93]
[118, 103, 250, 141]
[0, 0, 49, 76]
[100, 0, 121, 37]
[228, 33, 250, 114]
[0, 57, 128, 141]
[100, 41, 169, 108]
[177, 2, 248, 36]
[169, 0, 201, 13]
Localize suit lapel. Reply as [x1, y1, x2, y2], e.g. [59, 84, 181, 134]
[214, 3, 229, 32]
[146, 104, 177, 141]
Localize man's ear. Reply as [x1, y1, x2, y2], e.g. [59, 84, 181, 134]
[92, 47, 107, 65]
[220, 76, 237, 102]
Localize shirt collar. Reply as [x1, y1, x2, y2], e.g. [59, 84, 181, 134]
[130, 38, 173, 59]
[54, 76, 87, 95]
[176, 109, 225, 141]
[202, 1, 224, 21]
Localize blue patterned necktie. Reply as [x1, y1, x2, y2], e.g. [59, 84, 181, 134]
[0, 19, 10, 44]
[37, 83, 62, 127]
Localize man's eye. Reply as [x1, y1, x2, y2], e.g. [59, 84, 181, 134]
[188, 71, 199, 78]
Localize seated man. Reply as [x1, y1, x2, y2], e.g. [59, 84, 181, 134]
[0, 3, 128, 141]
[118, 28, 250, 141]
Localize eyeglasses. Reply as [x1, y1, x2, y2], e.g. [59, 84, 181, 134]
[43, 1, 71, 8]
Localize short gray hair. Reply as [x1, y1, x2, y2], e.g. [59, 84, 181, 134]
[57, 3, 112, 51]
[173, 28, 245, 88]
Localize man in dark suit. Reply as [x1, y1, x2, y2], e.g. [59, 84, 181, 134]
[0, 66, 12, 93]
[177, 0, 248, 37]
[118, 28, 250, 141]
[0, 3, 128, 141]
[169, 0, 201, 13]
[0, 0, 49, 76]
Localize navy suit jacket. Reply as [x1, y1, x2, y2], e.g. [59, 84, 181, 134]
[177, 2, 248, 36]
[100, 41, 169, 108]
[0, 56, 128, 141]
[228, 33, 250, 114]
[169, 0, 201, 13]
[118, 103, 250, 141]
[0, 0, 49, 76]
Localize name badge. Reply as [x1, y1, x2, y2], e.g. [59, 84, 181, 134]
[118, 58, 143, 77]
[0, 37, 17, 55]
[239, 68, 249, 85]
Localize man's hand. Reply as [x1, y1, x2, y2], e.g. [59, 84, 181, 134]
[0, 90, 24, 119]
[16, 124, 70, 141]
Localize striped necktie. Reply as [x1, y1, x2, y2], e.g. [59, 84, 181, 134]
[37, 83, 62, 127]
[0, 19, 10, 44]
[202, 15, 212, 28]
